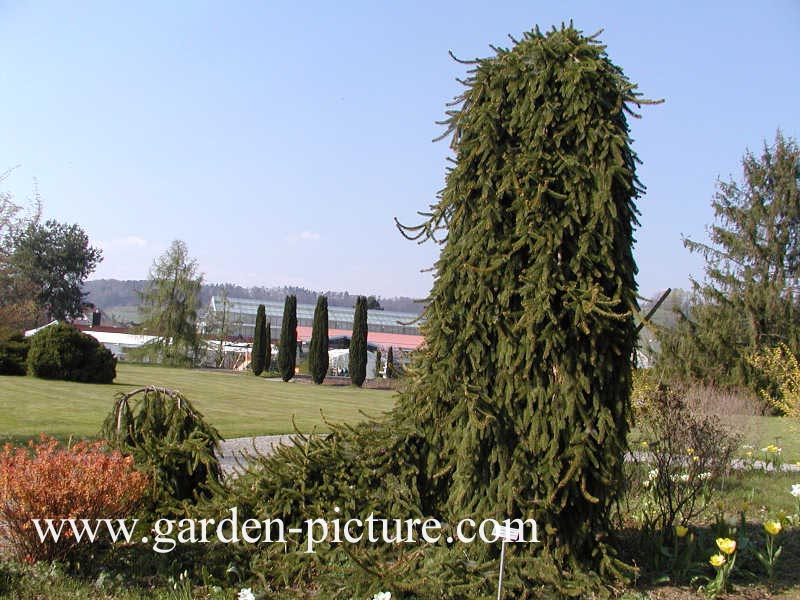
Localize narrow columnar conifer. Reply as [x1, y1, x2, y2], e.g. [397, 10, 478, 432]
[385, 346, 395, 378]
[374, 349, 382, 379]
[264, 321, 272, 372]
[277, 295, 297, 382]
[251, 304, 267, 376]
[349, 296, 368, 387]
[395, 24, 656, 587]
[308, 296, 329, 384]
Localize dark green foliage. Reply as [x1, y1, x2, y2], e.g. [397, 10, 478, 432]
[348, 296, 368, 387]
[277, 295, 297, 382]
[656, 132, 800, 390]
[264, 321, 272, 372]
[27, 323, 116, 383]
[10, 219, 102, 322]
[206, 25, 651, 598]
[391, 23, 648, 587]
[251, 304, 267, 376]
[308, 296, 329, 384]
[374, 348, 382, 378]
[102, 386, 222, 513]
[385, 345, 396, 378]
[0, 330, 29, 375]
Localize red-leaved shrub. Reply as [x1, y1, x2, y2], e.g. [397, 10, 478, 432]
[0, 435, 149, 563]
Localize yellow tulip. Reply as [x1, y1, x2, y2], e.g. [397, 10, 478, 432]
[675, 525, 689, 538]
[709, 553, 726, 567]
[764, 520, 782, 536]
[716, 537, 737, 555]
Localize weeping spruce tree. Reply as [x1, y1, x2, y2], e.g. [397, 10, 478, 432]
[251, 304, 267, 376]
[277, 295, 297, 382]
[308, 296, 329, 384]
[219, 25, 655, 598]
[395, 24, 653, 590]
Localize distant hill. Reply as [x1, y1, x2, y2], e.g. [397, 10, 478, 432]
[82, 279, 426, 319]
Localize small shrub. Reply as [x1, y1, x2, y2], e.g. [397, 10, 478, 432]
[102, 386, 223, 513]
[750, 343, 800, 419]
[26, 323, 116, 383]
[0, 435, 149, 563]
[629, 384, 740, 542]
[0, 330, 30, 375]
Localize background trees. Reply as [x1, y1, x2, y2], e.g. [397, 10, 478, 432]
[251, 304, 267, 376]
[307, 296, 329, 384]
[137, 240, 202, 366]
[348, 295, 367, 387]
[277, 295, 297, 381]
[1, 177, 100, 329]
[9, 220, 102, 323]
[656, 132, 800, 389]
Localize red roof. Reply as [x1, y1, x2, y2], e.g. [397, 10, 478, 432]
[296, 326, 423, 350]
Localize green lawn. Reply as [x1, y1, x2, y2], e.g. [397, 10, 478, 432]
[0, 363, 396, 441]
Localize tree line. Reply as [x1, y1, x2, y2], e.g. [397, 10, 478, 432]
[652, 131, 800, 393]
[1, 172, 101, 331]
[82, 279, 424, 316]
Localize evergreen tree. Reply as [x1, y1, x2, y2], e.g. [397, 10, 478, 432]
[374, 348, 382, 378]
[348, 295, 368, 387]
[385, 346, 395, 378]
[251, 304, 267, 376]
[264, 321, 272, 372]
[395, 25, 650, 586]
[216, 25, 654, 597]
[277, 295, 297, 382]
[308, 296, 329, 384]
[10, 219, 102, 323]
[656, 132, 800, 388]
[137, 240, 202, 366]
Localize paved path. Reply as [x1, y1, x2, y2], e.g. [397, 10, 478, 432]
[218, 437, 800, 478]
[217, 435, 296, 476]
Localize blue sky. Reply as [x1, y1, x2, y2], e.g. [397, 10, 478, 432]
[1, 1, 798, 300]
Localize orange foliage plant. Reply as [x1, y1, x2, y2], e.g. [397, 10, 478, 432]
[0, 435, 149, 562]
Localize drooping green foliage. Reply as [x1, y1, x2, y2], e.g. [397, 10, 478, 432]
[391, 23, 649, 587]
[102, 386, 222, 513]
[137, 240, 203, 366]
[277, 295, 297, 382]
[251, 304, 267, 376]
[656, 132, 800, 389]
[208, 25, 652, 598]
[27, 323, 116, 383]
[349, 295, 368, 387]
[308, 296, 329, 384]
